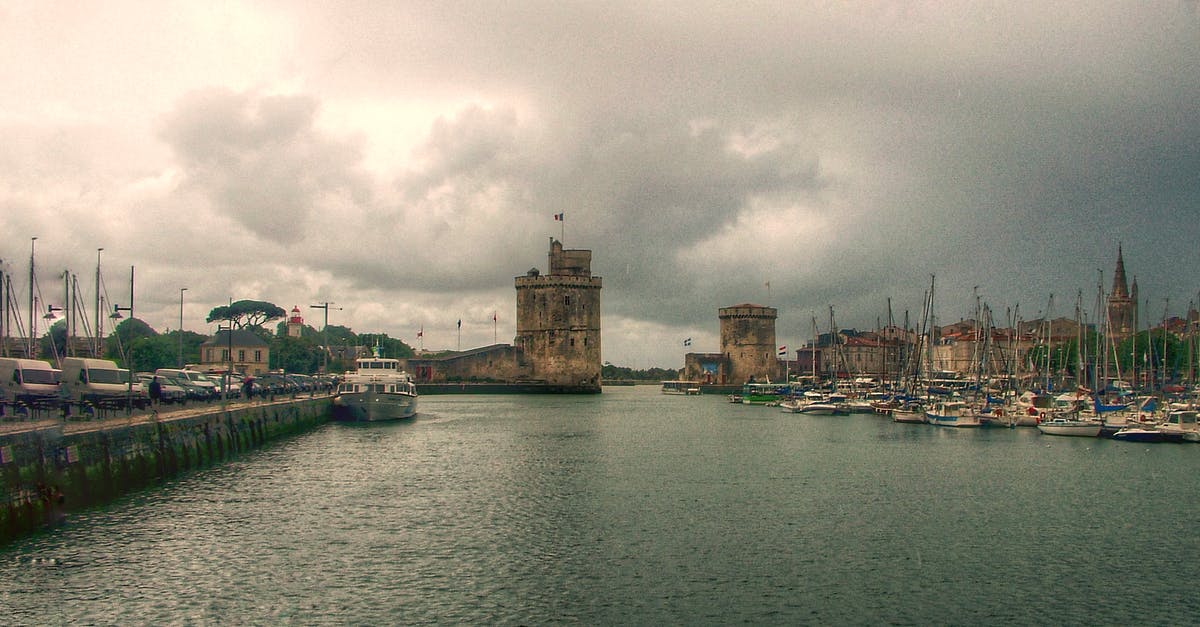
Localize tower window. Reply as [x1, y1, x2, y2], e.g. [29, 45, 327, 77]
[570, 338, 576, 347]
[565, 296, 571, 306]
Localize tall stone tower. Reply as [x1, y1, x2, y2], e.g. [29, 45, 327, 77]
[1107, 246, 1137, 342]
[514, 239, 603, 392]
[719, 303, 780, 383]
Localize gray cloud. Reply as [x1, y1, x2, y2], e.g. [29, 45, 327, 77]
[1, 2, 1198, 367]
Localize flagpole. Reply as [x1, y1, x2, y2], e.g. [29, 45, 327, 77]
[493, 311, 497, 344]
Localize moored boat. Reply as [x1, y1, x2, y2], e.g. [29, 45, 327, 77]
[1036, 417, 1102, 437]
[332, 354, 418, 422]
[661, 380, 701, 395]
[925, 400, 981, 427]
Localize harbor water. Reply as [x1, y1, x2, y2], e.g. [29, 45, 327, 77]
[3, 385, 1198, 624]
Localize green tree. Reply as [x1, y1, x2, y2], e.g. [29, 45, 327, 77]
[105, 318, 158, 365]
[270, 334, 321, 373]
[206, 300, 286, 330]
[355, 334, 413, 359]
[128, 335, 178, 372]
[1115, 329, 1183, 384]
[39, 319, 69, 360]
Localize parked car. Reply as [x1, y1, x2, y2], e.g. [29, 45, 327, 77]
[137, 373, 187, 404]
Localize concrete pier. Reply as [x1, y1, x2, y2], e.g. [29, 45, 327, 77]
[0, 397, 331, 545]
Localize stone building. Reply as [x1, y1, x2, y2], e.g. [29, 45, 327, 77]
[198, 329, 270, 375]
[512, 239, 603, 391]
[1107, 246, 1138, 342]
[719, 303, 781, 383]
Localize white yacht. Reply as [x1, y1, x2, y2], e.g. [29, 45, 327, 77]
[332, 354, 418, 422]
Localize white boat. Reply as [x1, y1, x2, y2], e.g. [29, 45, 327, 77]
[661, 380, 701, 395]
[892, 402, 926, 423]
[1156, 410, 1200, 442]
[796, 389, 854, 415]
[924, 400, 981, 427]
[332, 354, 418, 422]
[1036, 417, 1102, 437]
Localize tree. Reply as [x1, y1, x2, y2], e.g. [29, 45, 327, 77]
[206, 300, 286, 330]
[105, 318, 158, 363]
[270, 334, 322, 374]
[355, 334, 413, 359]
[39, 320, 69, 361]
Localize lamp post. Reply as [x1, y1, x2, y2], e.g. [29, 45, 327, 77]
[218, 323, 232, 407]
[109, 266, 134, 412]
[28, 237, 36, 357]
[178, 287, 187, 368]
[310, 302, 340, 373]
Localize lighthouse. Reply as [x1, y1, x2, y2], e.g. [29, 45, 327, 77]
[287, 305, 305, 338]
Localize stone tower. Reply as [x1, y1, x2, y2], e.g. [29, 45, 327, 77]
[719, 303, 780, 383]
[514, 239, 603, 392]
[1107, 246, 1137, 342]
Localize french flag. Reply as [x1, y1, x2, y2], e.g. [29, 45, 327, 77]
[553, 212, 564, 221]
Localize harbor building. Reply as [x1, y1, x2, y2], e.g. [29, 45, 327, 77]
[1107, 245, 1138, 342]
[400, 238, 602, 392]
[513, 239, 603, 392]
[682, 303, 781, 384]
[720, 303, 781, 383]
[198, 329, 270, 376]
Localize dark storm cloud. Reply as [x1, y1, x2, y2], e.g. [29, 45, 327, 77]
[3, 2, 1198, 367]
[159, 88, 372, 245]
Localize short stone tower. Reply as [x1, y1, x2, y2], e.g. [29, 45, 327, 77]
[719, 303, 780, 383]
[514, 239, 603, 392]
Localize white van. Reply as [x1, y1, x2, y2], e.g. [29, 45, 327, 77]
[0, 358, 61, 407]
[60, 357, 136, 408]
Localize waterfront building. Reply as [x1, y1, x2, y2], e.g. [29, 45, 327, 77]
[199, 329, 270, 375]
[513, 239, 603, 391]
[719, 303, 780, 384]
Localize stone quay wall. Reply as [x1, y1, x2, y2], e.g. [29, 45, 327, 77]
[0, 399, 330, 546]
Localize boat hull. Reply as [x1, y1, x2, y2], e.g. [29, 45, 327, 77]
[333, 391, 418, 422]
[924, 414, 981, 427]
[1112, 428, 1184, 443]
[800, 403, 849, 415]
[1037, 421, 1102, 437]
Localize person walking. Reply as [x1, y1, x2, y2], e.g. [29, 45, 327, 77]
[242, 376, 254, 401]
[149, 376, 163, 407]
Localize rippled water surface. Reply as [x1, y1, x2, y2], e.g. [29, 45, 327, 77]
[3, 386, 1198, 624]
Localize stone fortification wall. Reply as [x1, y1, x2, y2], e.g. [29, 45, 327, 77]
[719, 304, 780, 383]
[0, 399, 328, 545]
[404, 345, 527, 383]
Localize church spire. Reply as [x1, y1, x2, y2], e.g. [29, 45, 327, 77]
[1110, 244, 1129, 299]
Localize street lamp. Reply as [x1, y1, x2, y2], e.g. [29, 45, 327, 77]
[310, 302, 341, 373]
[178, 287, 187, 368]
[218, 323, 233, 407]
[108, 266, 135, 412]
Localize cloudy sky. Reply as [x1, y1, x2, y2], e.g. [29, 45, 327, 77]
[2, 2, 1198, 368]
